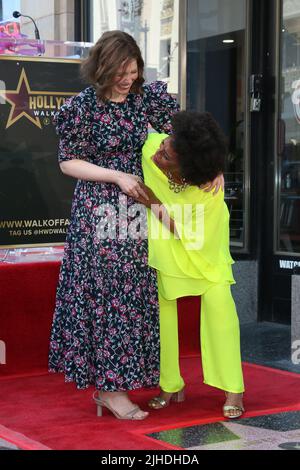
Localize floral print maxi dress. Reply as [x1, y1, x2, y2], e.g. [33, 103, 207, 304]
[48, 81, 179, 391]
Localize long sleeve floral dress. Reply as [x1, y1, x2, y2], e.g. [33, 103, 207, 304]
[48, 81, 179, 391]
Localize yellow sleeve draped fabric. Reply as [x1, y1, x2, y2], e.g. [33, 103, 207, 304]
[142, 133, 235, 298]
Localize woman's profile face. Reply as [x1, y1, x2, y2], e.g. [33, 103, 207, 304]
[152, 137, 179, 173]
[111, 59, 138, 97]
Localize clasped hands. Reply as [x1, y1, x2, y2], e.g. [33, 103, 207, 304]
[116, 173, 157, 206]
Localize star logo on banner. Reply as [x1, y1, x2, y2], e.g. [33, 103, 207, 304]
[0, 68, 43, 129]
[0, 68, 77, 130]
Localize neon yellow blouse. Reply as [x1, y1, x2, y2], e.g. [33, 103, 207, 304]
[142, 133, 235, 298]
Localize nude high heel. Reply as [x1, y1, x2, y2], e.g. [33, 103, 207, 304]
[93, 392, 149, 420]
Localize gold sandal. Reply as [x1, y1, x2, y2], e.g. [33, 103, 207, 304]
[148, 388, 185, 409]
[223, 392, 244, 419]
[93, 392, 149, 420]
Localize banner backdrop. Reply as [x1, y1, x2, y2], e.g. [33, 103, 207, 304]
[0, 57, 85, 248]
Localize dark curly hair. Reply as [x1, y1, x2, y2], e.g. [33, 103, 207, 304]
[171, 111, 227, 186]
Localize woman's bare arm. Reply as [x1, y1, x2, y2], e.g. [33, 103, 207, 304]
[59, 160, 149, 200]
[133, 183, 178, 236]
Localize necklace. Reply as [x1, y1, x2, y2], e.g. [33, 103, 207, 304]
[167, 172, 189, 193]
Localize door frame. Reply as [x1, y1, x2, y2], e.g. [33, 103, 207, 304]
[258, 0, 300, 323]
[181, 0, 253, 255]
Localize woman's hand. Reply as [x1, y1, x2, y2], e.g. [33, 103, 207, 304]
[132, 184, 178, 236]
[131, 183, 160, 208]
[115, 173, 149, 200]
[200, 174, 224, 195]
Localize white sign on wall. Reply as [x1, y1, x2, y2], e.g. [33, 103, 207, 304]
[291, 79, 300, 123]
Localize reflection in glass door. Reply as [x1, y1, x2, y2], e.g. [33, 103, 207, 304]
[277, 0, 300, 255]
[186, 0, 249, 251]
[90, 0, 179, 96]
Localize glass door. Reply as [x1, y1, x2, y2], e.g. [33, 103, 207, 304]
[186, 0, 250, 252]
[261, 0, 300, 324]
[276, 0, 300, 255]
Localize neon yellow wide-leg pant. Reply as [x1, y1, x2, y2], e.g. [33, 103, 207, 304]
[158, 283, 245, 394]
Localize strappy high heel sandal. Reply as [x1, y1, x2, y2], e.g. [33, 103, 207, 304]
[223, 392, 244, 419]
[148, 388, 185, 409]
[93, 392, 149, 420]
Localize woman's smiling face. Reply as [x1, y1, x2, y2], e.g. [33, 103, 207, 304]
[152, 137, 180, 173]
[111, 59, 138, 97]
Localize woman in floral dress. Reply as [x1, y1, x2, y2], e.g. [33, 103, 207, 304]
[48, 31, 179, 420]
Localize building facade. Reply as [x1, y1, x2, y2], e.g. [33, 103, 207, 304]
[1, 0, 300, 325]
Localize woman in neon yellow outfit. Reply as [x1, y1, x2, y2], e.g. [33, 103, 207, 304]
[136, 111, 245, 418]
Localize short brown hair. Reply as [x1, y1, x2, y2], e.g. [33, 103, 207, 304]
[81, 30, 145, 101]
